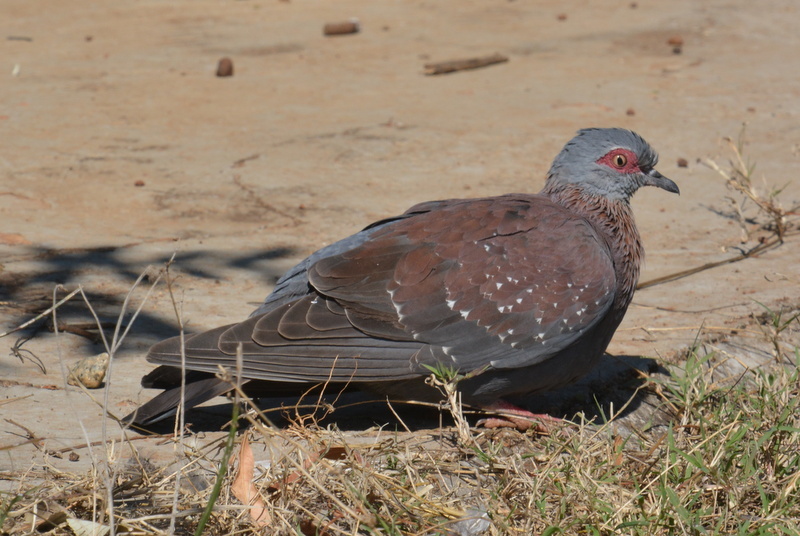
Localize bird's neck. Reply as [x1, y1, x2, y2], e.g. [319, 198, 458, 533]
[545, 185, 643, 307]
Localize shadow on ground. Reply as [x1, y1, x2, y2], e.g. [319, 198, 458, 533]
[127, 353, 670, 436]
[0, 244, 297, 355]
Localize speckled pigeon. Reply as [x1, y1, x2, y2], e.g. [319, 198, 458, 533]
[125, 128, 679, 428]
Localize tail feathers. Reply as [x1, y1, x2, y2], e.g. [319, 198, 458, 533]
[123, 377, 240, 427]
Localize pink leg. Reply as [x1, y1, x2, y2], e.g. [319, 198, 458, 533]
[476, 400, 562, 433]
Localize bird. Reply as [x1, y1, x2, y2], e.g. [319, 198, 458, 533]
[124, 128, 679, 429]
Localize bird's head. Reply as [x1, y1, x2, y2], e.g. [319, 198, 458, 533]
[544, 128, 679, 201]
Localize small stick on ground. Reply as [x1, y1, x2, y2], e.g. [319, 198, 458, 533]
[47, 320, 117, 343]
[424, 53, 508, 75]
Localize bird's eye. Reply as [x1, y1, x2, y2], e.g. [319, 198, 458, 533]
[612, 154, 627, 168]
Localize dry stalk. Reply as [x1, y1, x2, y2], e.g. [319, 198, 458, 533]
[638, 130, 798, 290]
[425, 373, 474, 446]
[702, 134, 795, 241]
[48, 265, 166, 535]
[283, 356, 354, 431]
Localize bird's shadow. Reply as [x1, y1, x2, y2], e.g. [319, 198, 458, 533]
[134, 353, 668, 435]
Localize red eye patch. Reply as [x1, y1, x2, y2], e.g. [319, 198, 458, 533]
[596, 149, 640, 174]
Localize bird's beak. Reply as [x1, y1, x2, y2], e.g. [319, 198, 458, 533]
[644, 169, 680, 194]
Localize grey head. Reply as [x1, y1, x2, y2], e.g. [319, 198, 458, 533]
[544, 128, 679, 201]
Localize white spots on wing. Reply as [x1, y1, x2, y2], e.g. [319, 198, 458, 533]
[507, 328, 515, 335]
[495, 281, 503, 290]
[387, 286, 409, 324]
[537, 332, 546, 339]
[498, 304, 514, 313]
[506, 276, 519, 284]
[442, 345, 453, 356]
[526, 288, 533, 294]
[552, 302, 558, 308]
[445, 298, 457, 309]
[567, 282, 573, 288]
[483, 243, 491, 252]
[460, 309, 471, 320]
[516, 297, 523, 304]
[310, 297, 319, 304]
[535, 317, 542, 324]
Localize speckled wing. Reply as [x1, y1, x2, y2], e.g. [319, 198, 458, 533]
[309, 194, 618, 371]
[147, 195, 617, 382]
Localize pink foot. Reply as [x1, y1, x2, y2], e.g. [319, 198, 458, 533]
[476, 400, 562, 433]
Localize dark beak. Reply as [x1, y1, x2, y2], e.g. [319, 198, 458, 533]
[644, 169, 680, 194]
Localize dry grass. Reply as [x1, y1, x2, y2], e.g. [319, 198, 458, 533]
[2, 135, 800, 535]
[3, 333, 799, 536]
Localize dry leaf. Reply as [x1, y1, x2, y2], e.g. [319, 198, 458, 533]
[231, 434, 272, 528]
[66, 518, 111, 536]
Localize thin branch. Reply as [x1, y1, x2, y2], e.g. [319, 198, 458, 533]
[0, 287, 81, 338]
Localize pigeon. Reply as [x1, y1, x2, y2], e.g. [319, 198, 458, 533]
[125, 128, 679, 428]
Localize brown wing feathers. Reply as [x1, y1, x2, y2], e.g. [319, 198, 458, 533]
[146, 195, 617, 384]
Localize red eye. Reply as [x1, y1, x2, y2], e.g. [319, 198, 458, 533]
[597, 149, 638, 173]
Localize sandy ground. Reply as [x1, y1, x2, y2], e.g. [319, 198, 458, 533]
[1, 0, 799, 482]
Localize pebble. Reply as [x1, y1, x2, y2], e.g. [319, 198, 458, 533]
[216, 57, 234, 77]
[667, 35, 684, 54]
[68, 352, 109, 389]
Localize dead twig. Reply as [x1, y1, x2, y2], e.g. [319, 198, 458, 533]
[0, 287, 82, 338]
[637, 235, 783, 289]
[703, 133, 797, 241]
[46, 320, 117, 343]
[424, 53, 508, 75]
[10, 335, 46, 373]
